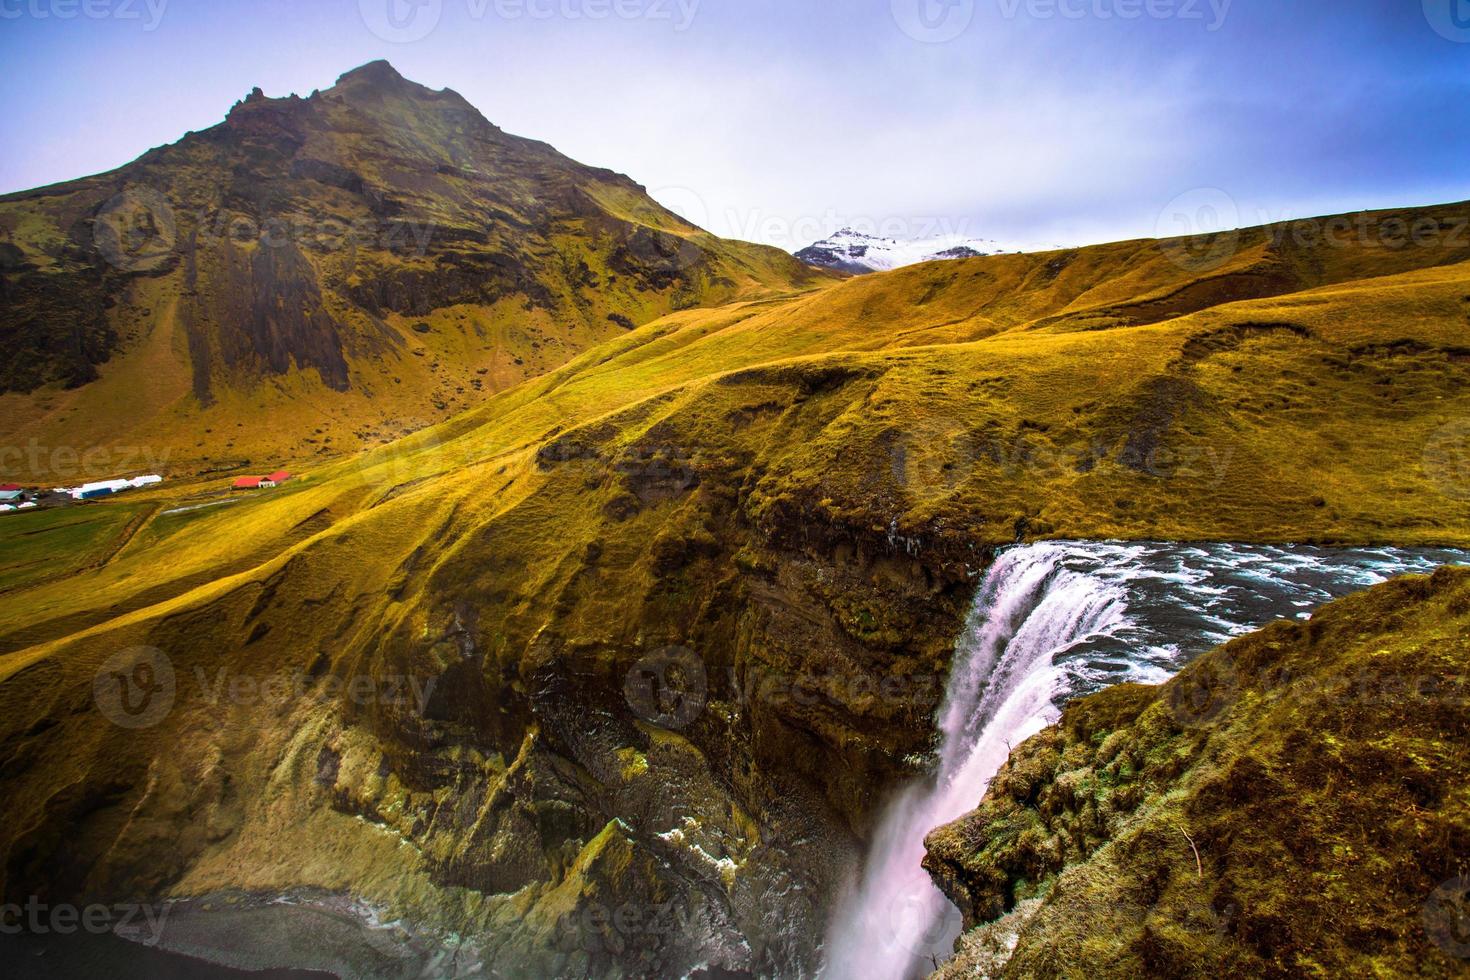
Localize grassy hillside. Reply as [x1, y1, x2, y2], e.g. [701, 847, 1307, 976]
[0, 201, 1468, 974]
[0, 61, 822, 482]
[925, 566, 1470, 978]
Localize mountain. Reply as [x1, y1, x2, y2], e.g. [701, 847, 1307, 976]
[794, 226, 1052, 274]
[0, 61, 821, 481]
[1, 196, 1468, 975]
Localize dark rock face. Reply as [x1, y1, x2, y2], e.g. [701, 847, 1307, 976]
[189, 235, 354, 398]
[0, 264, 116, 392]
[794, 244, 871, 275]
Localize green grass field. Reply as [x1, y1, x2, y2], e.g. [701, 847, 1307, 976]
[0, 503, 149, 592]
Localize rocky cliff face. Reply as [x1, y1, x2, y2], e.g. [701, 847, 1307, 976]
[924, 567, 1470, 978]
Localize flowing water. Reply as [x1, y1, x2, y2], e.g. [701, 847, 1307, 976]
[821, 540, 1470, 980]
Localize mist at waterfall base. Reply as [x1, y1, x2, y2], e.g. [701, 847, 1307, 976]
[821, 540, 1470, 980]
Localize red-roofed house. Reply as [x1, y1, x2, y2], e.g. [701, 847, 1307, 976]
[233, 476, 264, 490]
[0, 484, 20, 492]
[267, 471, 292, 484]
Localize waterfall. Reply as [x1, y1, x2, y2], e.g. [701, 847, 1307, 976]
[821, 544, 1131, 980]
[819, 538, 1470, 978]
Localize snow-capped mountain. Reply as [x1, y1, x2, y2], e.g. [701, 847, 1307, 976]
[794, 227, 1052, 274]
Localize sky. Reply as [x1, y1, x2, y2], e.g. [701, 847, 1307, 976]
[2, 0, 1468, 252]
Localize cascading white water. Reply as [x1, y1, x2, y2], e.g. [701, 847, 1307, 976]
[820, 539, 1470, 979]
[822, 544, 1130, 980]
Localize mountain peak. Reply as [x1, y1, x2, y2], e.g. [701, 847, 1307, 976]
[0, 59, 814, 451]
[326, 60, 478, 114]
[795, 227, 1056, 275]
[335, 59, 408, 88]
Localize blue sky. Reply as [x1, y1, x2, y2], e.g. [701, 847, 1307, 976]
[2, 0, 1468, 250]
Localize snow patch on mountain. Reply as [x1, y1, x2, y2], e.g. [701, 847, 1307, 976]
[794, 227, 1056, 274]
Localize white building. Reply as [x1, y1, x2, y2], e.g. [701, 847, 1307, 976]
[72, 479, 132, 500]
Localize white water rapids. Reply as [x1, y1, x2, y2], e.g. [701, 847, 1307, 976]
[821, 540, 1470, 980]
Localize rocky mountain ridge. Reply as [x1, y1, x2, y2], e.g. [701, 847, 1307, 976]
[0, 60, 818, 479]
